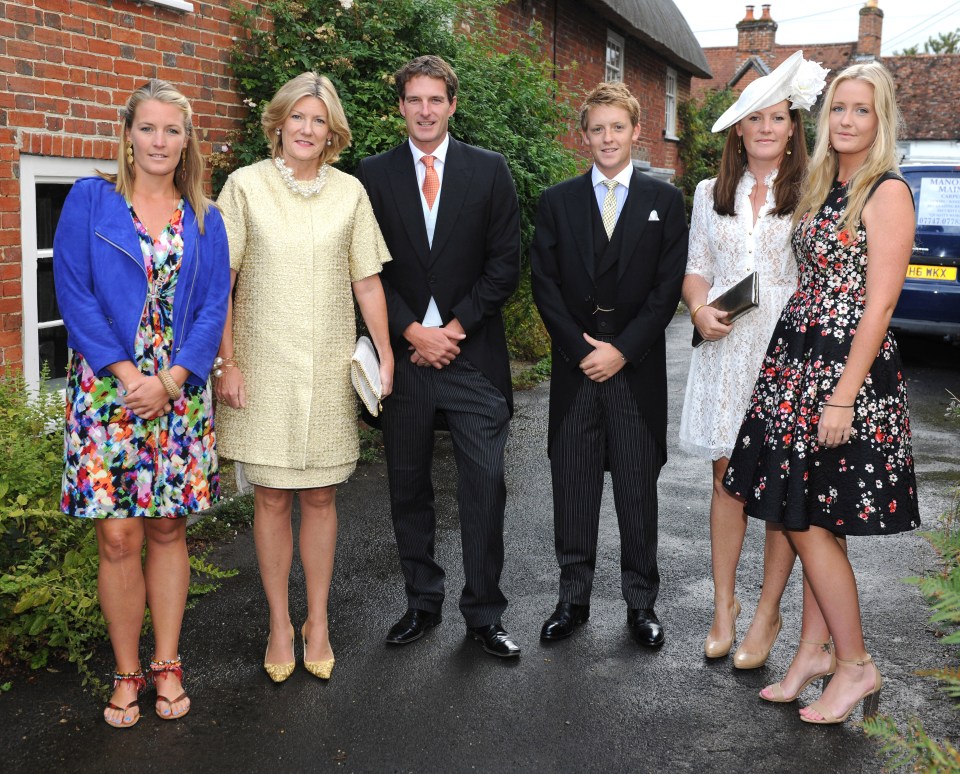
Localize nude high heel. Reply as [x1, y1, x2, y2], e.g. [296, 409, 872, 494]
[760, 639, 836, 703]
[733, 612, 782, 669]
[704, 598, 741, 658]
[800, 653, 882, 724]
[302, 626, 335, 680]
[264, 625, 296, 683]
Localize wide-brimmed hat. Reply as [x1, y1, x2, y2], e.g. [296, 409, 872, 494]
[711, 50, 829, 133]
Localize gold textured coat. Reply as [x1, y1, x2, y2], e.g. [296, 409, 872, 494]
[215, 160, 391, 473]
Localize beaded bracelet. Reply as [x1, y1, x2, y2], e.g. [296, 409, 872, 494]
[157, 369, 182, 401]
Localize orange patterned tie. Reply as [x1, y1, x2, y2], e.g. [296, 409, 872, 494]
[421, 154, 439, 210]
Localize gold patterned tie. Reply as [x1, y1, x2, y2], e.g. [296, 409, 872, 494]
[422, 154, 439, 210]
[601, 179, 619, 239]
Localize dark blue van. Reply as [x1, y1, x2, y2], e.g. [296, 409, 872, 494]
[891, 165, 960, 340]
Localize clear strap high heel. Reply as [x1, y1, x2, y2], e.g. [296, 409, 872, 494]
[800, 653, 882, 724]
[760, 638, 836, 703]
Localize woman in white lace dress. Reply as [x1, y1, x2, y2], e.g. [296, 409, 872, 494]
[679, 52, 828, 667]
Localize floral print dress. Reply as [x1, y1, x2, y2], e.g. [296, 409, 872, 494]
[61, 201, 219, 519]
[723, 176, 920, 536]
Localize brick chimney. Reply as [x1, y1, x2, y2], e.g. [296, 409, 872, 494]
[857, 0, 883, 60]
[737, 4, 778, 58]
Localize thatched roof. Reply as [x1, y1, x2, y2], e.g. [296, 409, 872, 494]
[587, 0, 712, 78]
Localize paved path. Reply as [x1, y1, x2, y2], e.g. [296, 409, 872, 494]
[5, 317, 958, 772]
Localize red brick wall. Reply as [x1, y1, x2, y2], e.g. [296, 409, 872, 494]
[496, 0, 690, 172]
[0, 0, 257, 374]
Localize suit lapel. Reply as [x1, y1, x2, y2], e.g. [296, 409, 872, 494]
[563, 171, 595, 278]
[429, 137, 474, 263]
[387, 143, 431, 264]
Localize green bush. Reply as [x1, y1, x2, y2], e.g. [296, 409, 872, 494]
[0, 370, 239, 690]
[215, 0, 577, 360]
[863, 391, 960, 771]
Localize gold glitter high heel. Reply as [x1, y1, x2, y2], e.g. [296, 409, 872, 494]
[302, 626, 335, 680]
[264, 625, 295, 683]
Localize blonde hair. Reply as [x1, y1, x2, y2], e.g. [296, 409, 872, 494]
[100, 79, 212, 233]
[578, 82, 641, 131]
[261, 72, 351, 166]
[794, 61, 902, 234]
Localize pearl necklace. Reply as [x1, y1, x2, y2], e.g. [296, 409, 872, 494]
[273, 156, 328, 198]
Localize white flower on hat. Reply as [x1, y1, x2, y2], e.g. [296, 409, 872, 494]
[788, 60, 829, 112]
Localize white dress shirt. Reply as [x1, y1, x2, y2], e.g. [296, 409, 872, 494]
[409, 135, 450, 327]
[591, 163, 633, 230]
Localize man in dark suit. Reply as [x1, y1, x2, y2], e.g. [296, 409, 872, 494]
[530, 82, 687, 648]
[356, 55, 522, 658]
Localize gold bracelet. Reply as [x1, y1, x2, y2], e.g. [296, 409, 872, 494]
[213, 356, 238, 378]
[691, 303, 707, 322]
[157, 369, 182, 401]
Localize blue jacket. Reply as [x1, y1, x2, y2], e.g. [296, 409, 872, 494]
[53, 177, 230, 386]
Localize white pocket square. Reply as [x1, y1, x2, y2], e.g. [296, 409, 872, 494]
[648, 210, 660, 221]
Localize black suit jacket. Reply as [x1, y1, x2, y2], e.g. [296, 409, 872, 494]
[356, 137, 521, 412]
[530, 168, 688, 462]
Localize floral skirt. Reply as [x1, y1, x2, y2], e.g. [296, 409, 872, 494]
[61, 351, 219, 519]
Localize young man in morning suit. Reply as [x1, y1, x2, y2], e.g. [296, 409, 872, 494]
[530, 82, 687, 648]
[356, 55, 522, 658]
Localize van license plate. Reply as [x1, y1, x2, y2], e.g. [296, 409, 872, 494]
[906, 264, 958, 281]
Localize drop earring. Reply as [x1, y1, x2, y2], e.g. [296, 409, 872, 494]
[326, 139, 332, 146]
[737, 138, 742, 155]
[126, 141, 134, 166]
[786, 147, 792, 156]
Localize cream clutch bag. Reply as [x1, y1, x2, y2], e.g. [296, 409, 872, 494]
[692, 271, 760, 348]
[351, 335, 382, 416]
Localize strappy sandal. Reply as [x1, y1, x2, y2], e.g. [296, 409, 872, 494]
[800, 653, 882, 724]
[150, 656, 191, 721]
[760, 638, 836, 703]
[104, 668, 146, 729]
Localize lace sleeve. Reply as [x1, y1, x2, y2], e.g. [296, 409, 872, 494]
[685, 179, 715, 284]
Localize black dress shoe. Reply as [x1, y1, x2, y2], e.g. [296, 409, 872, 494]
[540, 602, 590, 641]
[385, 609, 442, 645]
[627, 608, 665, 648]
[467, 623, 521, 658]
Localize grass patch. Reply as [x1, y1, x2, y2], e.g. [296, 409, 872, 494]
[513, 355, 552, 391]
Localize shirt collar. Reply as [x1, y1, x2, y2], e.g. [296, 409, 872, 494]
[592, 163, 634, 190]
[409, 134, 450, 165]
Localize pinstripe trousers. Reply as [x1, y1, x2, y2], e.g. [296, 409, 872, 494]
[551, 370, 661, 609]
[381, 355, 510, 627]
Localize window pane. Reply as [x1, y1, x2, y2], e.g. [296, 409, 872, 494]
[36, 255, 61, 323]
[35, 183, 71, 251]
[38, 325, 69, 384]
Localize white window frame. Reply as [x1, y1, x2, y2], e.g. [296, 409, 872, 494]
[664, 66, 679, 140]
[143, 0, 194, 11]
[605, 30, 625, 83]
[19, 155, 116, 391]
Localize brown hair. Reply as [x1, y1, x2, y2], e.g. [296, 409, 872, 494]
[712, 109, 807, 218]
[395, 55, 459, 101]
[100, 79, 212, 232]
[578, 82, 641, 132]
[261, 72, 352, 166]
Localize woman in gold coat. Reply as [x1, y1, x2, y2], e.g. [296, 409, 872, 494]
[215, 72, 393, 682]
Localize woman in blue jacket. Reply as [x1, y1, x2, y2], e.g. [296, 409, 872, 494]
[53, 80, 230, 728]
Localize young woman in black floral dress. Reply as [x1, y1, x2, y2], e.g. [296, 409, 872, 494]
[724, 61, 919, 724]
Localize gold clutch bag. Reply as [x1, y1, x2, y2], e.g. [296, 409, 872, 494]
[692, 271, 760, 348]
